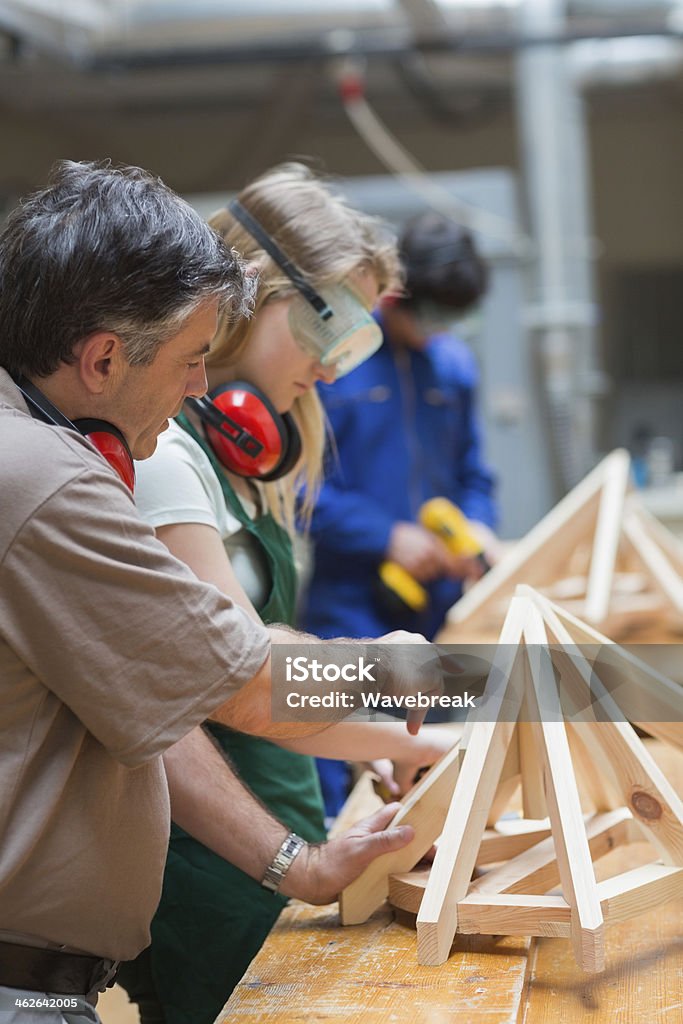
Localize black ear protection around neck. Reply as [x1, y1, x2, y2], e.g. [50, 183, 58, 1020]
[13, 375, 136, 493]
[185, 381, 301, 482]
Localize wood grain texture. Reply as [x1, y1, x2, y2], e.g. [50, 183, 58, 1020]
[533, 593, 683, 864]
[446, 450, 628, 633]
[218, 901, 532, 1024]
[339, 741, 462, 925]
[522, 604, 605, 972]
[217, 742, 683, 1024]
[584, 449, 630, 623]
[416, 596, 528, 965]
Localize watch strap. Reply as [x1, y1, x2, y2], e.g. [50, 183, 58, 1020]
[261, 832, 307, 893]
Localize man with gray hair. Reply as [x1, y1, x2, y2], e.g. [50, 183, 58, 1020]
[0, 161, 428, 1022]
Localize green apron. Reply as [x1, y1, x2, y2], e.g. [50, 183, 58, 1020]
[118, 415, 325, 1024]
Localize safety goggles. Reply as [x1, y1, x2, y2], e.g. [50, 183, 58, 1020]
[229, 198, 382, 378]
[288, 281, 382, 377]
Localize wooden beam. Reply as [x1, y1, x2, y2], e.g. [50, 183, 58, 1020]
[622, 510, 683, 616]
[531, 593, 683, 752]
[596, 862, 683, 924]
[457, 893, 572, 937]
[522, 602, 605, 972]
[584, 448, 631, 624]
[566, 722, 623, 813]
[391, 871, 572, 935]
[519, 698, 548, 819]
[531, 592, 683, 865]
[486, 726, 521, 826]
[477, 820, 552, 865]
[446, 451, 629, 633]
[415, 596, 528, 965]
[390, 865, 683, 936]
[469, 808, 633, 898]
[630, 499, 683, 577]
[339, 740, 462, 925]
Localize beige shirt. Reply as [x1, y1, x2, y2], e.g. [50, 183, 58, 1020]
[0, 370, 271, 961]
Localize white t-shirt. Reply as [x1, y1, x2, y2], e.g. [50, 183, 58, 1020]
[135, 420, 271, 608]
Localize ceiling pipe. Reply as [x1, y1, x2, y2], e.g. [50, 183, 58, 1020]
[83, 23, 683, 72]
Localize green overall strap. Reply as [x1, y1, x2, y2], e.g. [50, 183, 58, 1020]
[175, 411, 296, 624]
[118, 413, 326, 1024]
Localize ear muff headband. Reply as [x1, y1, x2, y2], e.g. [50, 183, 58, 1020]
[12, 376, 135, 492]
[228, 199, 333, 321]
[186, 382, 302, 482]
[71, 418, 136, 493]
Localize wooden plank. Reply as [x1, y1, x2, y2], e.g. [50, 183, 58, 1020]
[339, 741, 463, 925]
[390, 865, 682, 942]
[458, 894, 572, 938]
[631, 499, 683, 577]
[446, 451, 628, 633]
[520, 604, 605, 971]
[470, 809, 634, 898]
[328, 771, 384, 838]
[416, 596, 528, 965]
[622, 509, 683, 615]
[596, 862, 683, 925]
[486, 726, 521, 826]
[391, 865, 683, 941]
[390, 871, 572, 936]
[542, 593, 683, 752]
[522, 736, 683, 1023]
[477, 819, 552, 866]
[214, 739, 683, 1024]
[584, 448, 631, 624]
[219, 900, 533, 1024]
[519, 702, 548, 819]
[566, 722, 623, 813]
[532, 592, 683, 865]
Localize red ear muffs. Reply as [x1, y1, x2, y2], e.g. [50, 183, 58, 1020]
[12, 375, 136, 492]
[72, 418, 136, 493]
[187, 382, 302, 482]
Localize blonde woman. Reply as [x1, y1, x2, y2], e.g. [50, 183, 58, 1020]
[117, 164, 456, 1024]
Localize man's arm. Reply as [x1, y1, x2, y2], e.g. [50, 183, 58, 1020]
[153, 523, 440, 739]
[211, 626, 443, 739]
[164, 725, 414, 904]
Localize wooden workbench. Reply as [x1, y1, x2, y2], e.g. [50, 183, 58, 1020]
[217, 741, 683, 1024]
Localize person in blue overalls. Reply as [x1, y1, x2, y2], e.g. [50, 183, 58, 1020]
[302, 211, 499, 814]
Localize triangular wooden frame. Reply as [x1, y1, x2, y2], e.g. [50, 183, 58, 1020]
[339, 586, 683, 974]
[443, 449, 683, 639]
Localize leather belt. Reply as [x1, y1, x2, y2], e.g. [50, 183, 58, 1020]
[0, 940, 119, 996]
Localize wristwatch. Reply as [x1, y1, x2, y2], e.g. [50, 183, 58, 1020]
[261, 832, 307, 893]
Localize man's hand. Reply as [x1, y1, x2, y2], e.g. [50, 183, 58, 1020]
[280, 803, 413, 905]
[374, 631, 452, 734]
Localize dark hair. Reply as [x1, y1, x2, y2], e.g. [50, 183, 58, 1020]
[0, 159, 252, 378]
[399, 211, 488, 314]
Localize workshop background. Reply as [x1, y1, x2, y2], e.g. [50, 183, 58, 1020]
[1, 0, 682, 537]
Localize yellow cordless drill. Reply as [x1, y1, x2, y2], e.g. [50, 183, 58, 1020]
[377, 497, 490, 614]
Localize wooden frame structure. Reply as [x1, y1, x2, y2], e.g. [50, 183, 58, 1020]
[340, 587, 683, 973]
[441, 449, 683, 642]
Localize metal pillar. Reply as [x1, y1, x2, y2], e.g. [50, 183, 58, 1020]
[515, 0, 604, 493]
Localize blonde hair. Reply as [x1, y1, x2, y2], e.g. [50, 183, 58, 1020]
[207, 162, 402, 536]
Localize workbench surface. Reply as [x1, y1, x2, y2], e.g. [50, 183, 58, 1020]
[217, 741, 683, 1024]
